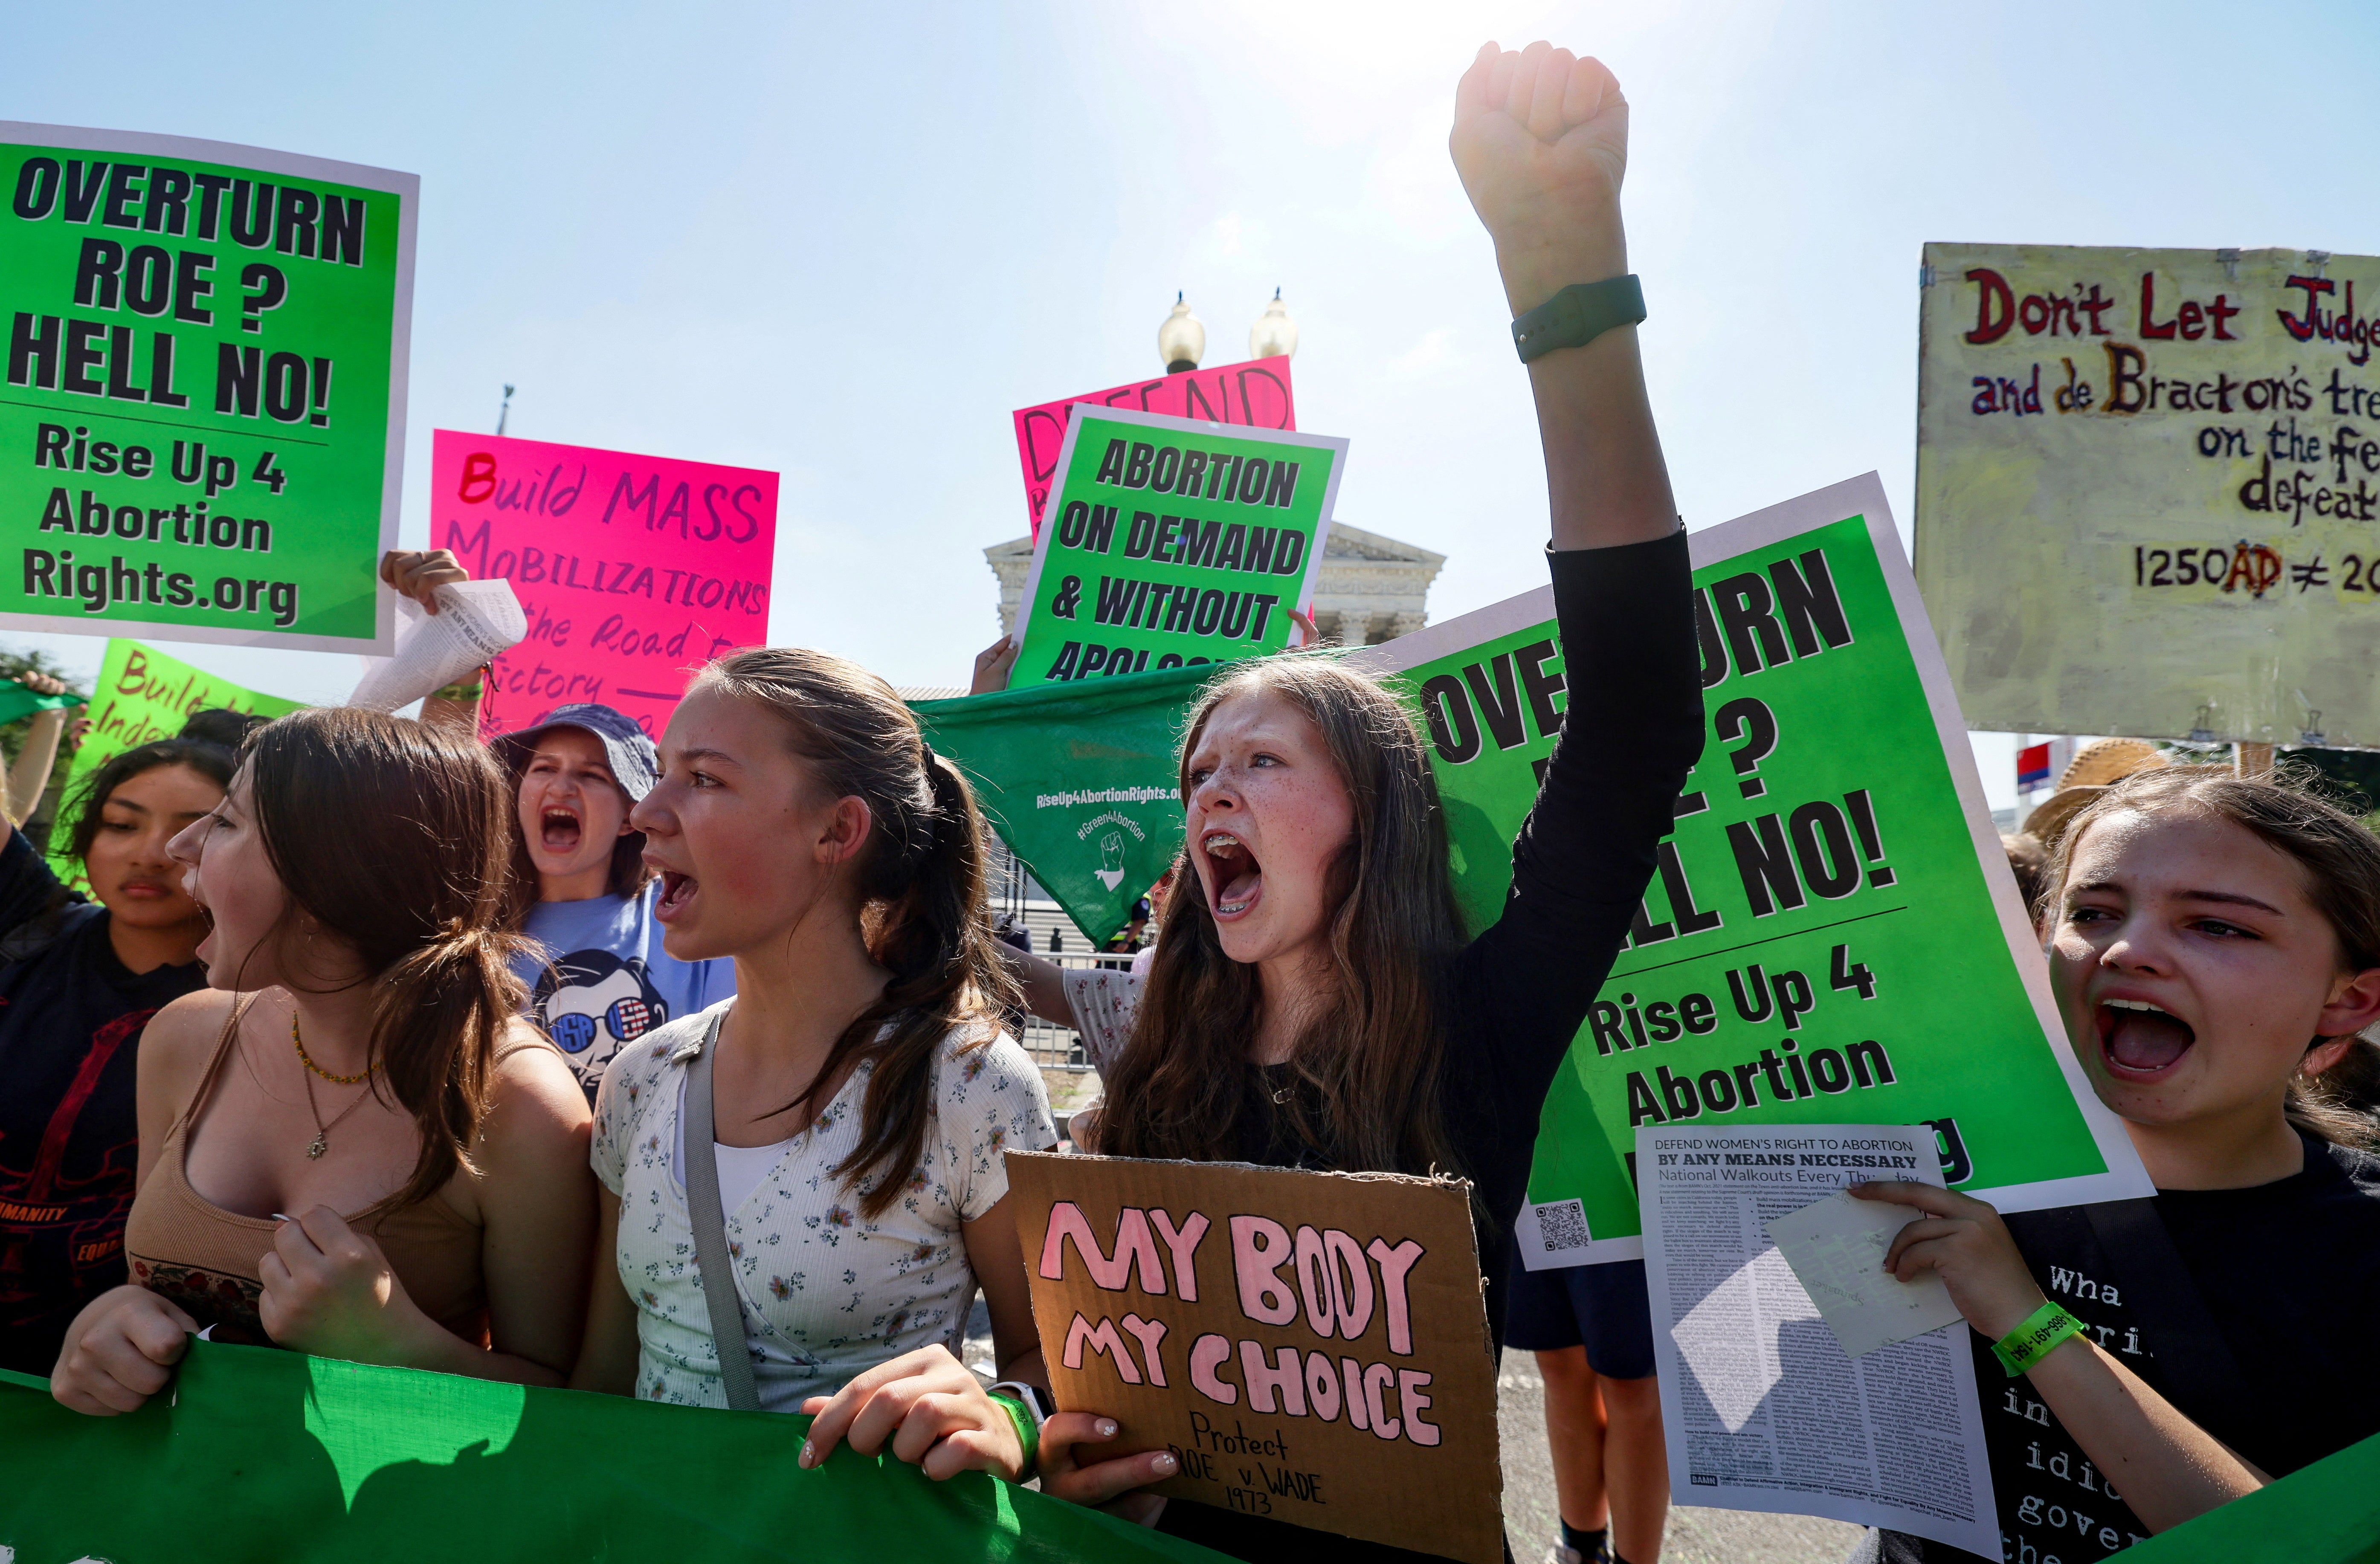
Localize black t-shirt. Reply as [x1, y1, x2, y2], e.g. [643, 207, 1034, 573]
[1156, 530, 1705, 1564]
[1880, 1134, 2380, 1564]
[0, 828, 205, 1374]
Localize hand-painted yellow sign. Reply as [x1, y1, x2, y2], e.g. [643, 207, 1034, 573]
[1916, 243, 2380, 747]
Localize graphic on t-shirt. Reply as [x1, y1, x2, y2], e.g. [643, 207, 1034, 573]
[532, 949, 668, 1099]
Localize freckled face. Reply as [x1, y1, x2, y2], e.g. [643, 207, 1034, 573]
[2052, 807, 2372, 1129]
[631, 685, 858, 963]
[1182, 690, 1354, 970]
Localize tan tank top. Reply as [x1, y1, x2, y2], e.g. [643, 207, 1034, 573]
[122, 1014, 508, 1347]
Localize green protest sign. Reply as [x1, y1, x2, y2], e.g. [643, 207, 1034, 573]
[2124, 1429, 2380, 1564]
[45, 638, 301, 886]
[0, 1341, 1225, 1563]
[1008, 406, 1344, 686]
[1, 125, 415, 652]
[1348, 475, 2149, 1263]
[913, 660, 1215, 944]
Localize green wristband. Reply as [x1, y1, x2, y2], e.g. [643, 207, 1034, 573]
[989, 1392, 1038, 1475]
[1992, 1300, 2085, 1376]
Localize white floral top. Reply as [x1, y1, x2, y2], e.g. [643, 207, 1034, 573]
[1061, 964, 1144, 1075]
[591, 999, 1057, 1411]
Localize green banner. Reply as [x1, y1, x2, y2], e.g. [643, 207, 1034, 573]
[1348, 476, 2148, 1261]
[1, 127, 415, 652]
[0, 1341, 1226, 1562]
[913, 660, 1216, 944]
[1009, 406, 1345, 686]
[45, 637, 301, 886]
[2124, 1430, 2380, 1563]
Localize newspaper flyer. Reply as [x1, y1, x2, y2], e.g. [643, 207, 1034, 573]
[1638, 1121, 1998, 1555]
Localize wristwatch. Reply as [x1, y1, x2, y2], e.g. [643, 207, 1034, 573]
[1511, 275, 1646, 363]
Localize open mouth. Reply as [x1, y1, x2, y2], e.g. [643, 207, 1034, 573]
[2095, 996, 2196, 1078]
[654, 869, 698, 921]
[540, 805, 584, 854]
[1201, 830, 1262, 920]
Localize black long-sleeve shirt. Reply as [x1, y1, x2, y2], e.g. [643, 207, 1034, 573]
[0, 828, 206, 1373]
[1159, 528, 1705, 1563]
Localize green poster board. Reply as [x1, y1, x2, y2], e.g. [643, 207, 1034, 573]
[0, 1341, 1226, 1562]
[914, 660, 1217, 944]
[1347, 475, 2149, 1263]
[0, 124, 414, 652]
[1009, 406, 1344, 686]
[44, 638, 301, 887]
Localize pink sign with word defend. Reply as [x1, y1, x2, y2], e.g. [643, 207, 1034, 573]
[429, 430, 778, 739]
[1012, 356, 1293, 538]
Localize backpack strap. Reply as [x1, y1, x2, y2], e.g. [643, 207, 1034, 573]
[683, 1008, 760, 1413]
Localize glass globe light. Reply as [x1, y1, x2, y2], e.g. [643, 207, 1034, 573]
[1249, 287, 1298, 360]
[1158, 291, 1206, 374]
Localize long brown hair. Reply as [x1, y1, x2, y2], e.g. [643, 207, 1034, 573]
[2046, 762, 2380, 1147]
[240, 708, 530, 1210]
[1094, 657, 1469, 1182]
[695, 648, 1015, 1219]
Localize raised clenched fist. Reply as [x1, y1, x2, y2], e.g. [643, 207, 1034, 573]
[1449, 41, 1632, 314]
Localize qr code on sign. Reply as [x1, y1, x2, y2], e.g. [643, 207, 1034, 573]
[1535, 1200, 1591, 1251]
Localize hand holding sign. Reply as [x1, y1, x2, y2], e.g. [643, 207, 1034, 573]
[1009, 1151, 1503, 1564]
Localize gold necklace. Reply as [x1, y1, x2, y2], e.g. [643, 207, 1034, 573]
[301, 1068, 375, 1160]
[291, 1011, 369, 1085]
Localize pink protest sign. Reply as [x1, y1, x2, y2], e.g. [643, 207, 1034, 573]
[1013, 356, 1294, 537]
[429, 430, 778, 739]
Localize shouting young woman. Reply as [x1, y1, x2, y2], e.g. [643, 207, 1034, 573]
[800, 38, 1705, 1564]
[1852, 765, 2380, 1562]
[50, 709, 596, 1410]
[569, 650, 1057, 1434]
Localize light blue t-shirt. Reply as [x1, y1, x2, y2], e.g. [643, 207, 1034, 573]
[514, 881, 735, 1103]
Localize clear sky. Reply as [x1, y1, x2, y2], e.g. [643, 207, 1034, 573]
[9, 0, 2380, 809]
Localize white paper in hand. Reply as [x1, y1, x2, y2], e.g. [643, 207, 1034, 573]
[347, 580, 527, 713]
[1765, 1188, 1964, 1357]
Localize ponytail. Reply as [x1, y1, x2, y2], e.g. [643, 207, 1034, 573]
[373, 924, 532, 1212]
[245, 708, 531, 1214]
[697, 650, 1016, 1219]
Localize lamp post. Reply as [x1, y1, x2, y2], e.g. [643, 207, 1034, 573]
[1249, 287, 1298, 360]
[1158, 291, 1206, 374]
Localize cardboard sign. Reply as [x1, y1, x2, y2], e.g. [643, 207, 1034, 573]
[429, 431, 778, 739]
[1916, 242, 2380, 747]
[1013, 357, 1294, 537]
[44, 637, 302, 886]
[0, 125, 415, 652]
[1008, 1150, 1502, 1564]
[1345, 475, 2150, 1265]
[1008, 407, 1342, 688]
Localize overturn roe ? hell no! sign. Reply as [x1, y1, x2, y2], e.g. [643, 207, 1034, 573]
[1007, 1151, 1502, 1564]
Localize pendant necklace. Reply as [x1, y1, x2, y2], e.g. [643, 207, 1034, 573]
[293, 1011, 373, 1159]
